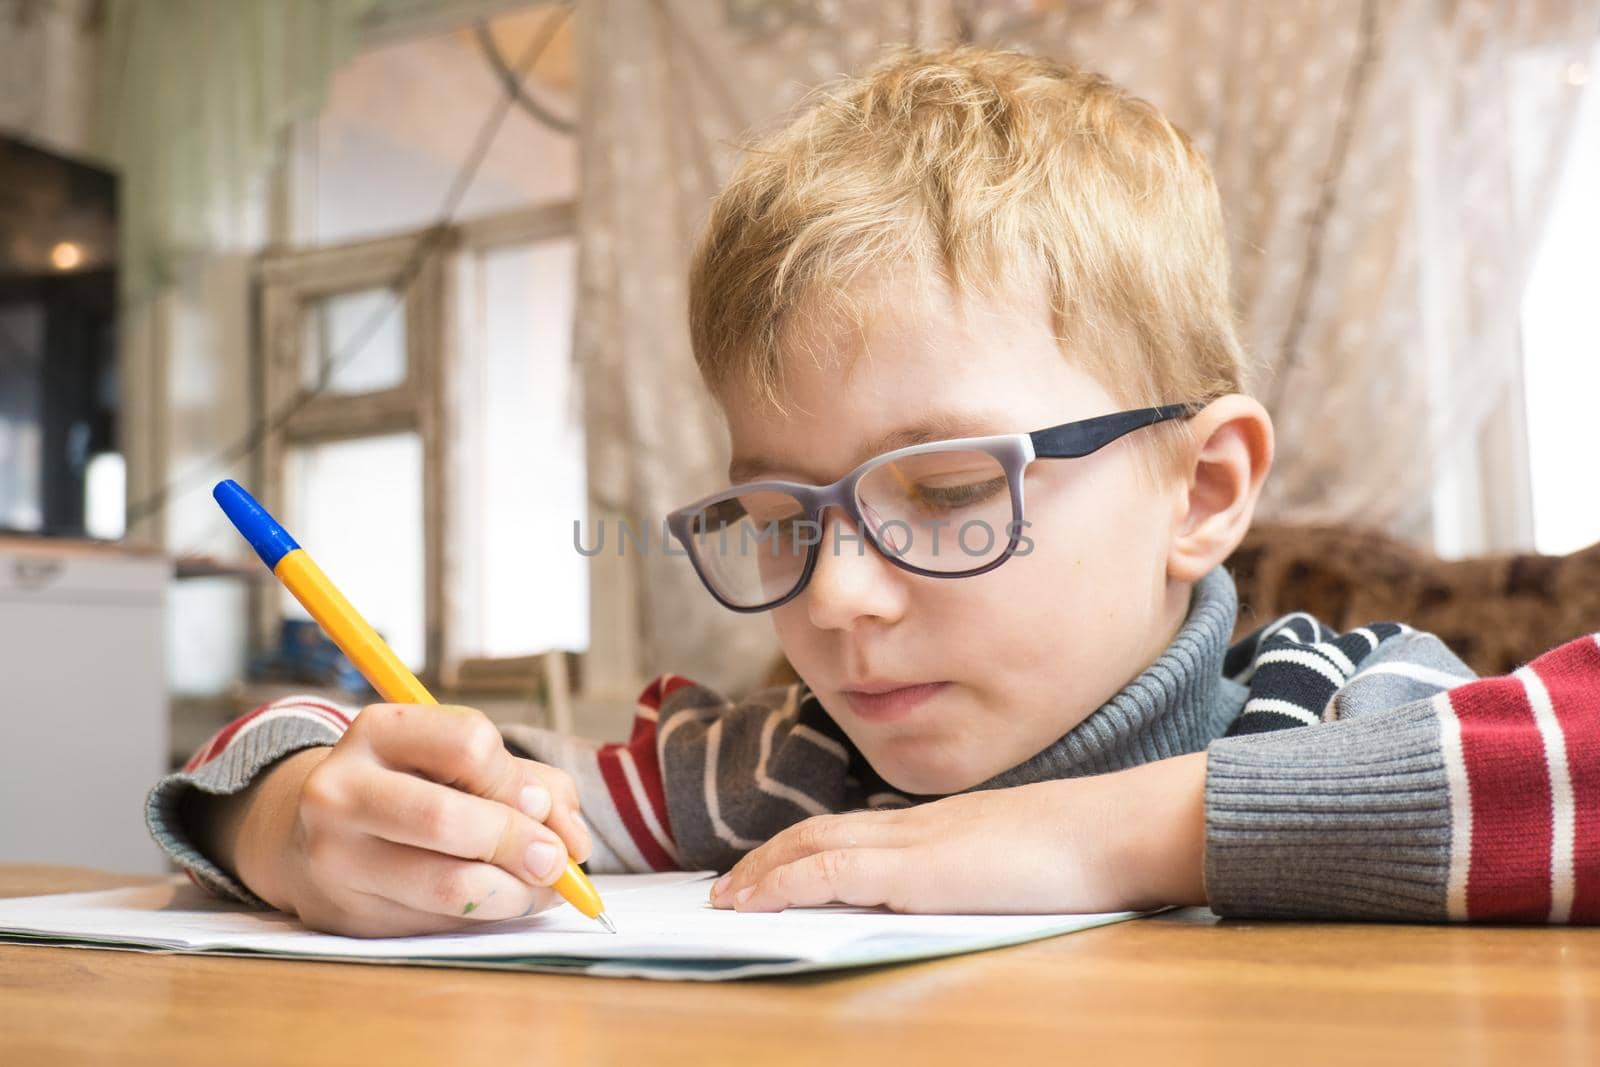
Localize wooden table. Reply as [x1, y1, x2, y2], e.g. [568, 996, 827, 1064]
[2, 866, 1596, 1065]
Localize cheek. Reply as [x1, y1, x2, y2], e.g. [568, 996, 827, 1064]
[769, 605, 820, 673]
[989, 461, 1163, 655]
[1021, 455, 1165, 573]
[963, 544, 1074, 677]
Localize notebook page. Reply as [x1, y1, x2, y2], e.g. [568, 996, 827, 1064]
[0, 872, 1141, 969]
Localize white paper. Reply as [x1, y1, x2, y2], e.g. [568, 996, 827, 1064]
[0, 872, 1143, 981]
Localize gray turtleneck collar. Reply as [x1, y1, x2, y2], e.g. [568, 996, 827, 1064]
[976, 566, 1248, 790]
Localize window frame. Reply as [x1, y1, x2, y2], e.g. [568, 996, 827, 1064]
[255, 201, 579, 685]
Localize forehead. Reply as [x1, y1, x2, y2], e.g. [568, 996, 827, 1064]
[722, 271, 1117, 485]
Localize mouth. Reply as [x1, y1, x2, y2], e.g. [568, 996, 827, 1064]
[839, 681, 950, 724]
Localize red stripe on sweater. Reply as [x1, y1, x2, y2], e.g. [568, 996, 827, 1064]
[1451, 673, 1553, 921]
[635, 674, 698, 716]
[603, 675, 693, 866]
[1543, 635, 1600, 922]
[282, 700, 353, 727]
[593, 672, 701, 871]
[183, 700, 352, 772]
[596, 744, 678, 871]
[620, 714, 673, 842]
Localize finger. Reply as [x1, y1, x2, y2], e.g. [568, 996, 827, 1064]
[327, 761, 571, 887]
[517, 759, 592, 863]
[732, 848, 899, 913]
[710, 810, 904, 905]
[337, 836, 564, 923]
[356, 704, 590, 858]
[358, 703, 522, 796]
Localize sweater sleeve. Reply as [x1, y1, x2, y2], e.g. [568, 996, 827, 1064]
[1205, 624, 1600, 923]
[145, 695, 354, 905]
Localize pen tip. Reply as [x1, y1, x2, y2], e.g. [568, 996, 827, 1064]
[597, 912, 617, 934]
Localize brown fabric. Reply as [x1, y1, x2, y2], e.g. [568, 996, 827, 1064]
[1227, 523, 1600, 677]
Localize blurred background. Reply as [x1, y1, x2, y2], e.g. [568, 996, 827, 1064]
[0, 0, 1596, 870]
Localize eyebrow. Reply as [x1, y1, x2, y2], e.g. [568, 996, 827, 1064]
[727, 412, 1006, 485]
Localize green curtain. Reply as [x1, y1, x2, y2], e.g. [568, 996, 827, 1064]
[99, 0, 380, 298]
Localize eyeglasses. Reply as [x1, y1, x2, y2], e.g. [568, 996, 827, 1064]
[666, 403, 1197, 613]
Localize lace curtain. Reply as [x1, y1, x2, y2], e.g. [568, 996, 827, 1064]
[967, 0, 1598, 533]
[575, 0, 1599, 693]
[99, 0, 380, 299]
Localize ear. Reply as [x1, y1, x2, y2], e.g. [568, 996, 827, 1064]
[1166, 395, 1275, 584]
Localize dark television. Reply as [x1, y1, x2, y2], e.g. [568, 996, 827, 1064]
[0, 136, 119, 538]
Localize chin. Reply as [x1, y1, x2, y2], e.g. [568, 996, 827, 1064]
[865, 745, 995, 798]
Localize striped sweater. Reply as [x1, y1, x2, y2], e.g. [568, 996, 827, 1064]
[147, 567, 1600, 923]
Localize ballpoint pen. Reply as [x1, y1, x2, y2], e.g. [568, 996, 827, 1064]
[213, 478, 615, 933]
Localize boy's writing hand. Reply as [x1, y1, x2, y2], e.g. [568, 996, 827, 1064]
[229, 704, 593, 937]
[707, 752, 1208, 915]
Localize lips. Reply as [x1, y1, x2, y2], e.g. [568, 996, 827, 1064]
[840, 681, 950, 723]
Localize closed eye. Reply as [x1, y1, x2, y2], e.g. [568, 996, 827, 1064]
[909, 475, 1007, 512]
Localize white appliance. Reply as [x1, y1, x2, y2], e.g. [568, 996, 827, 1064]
[0, 540, 169, 872]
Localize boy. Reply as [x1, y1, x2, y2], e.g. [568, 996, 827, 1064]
[151, 48, 1600, 935]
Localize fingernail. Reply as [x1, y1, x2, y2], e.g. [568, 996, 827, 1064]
[734, 886, 754, 907]
[711, 874, 731, 898]
[518, 785, 551, 820]
[526, 840, 562, 881]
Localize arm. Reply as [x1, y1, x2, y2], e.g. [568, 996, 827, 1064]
[708, 627, 1600, 923]
[1207, 629, 1600, 922]
[147, 696, 353, 905]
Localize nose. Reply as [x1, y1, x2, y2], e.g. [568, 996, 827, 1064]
[804, 509, 907, 631]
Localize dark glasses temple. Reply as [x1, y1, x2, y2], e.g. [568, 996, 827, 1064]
[1028, 404, 1196, 459]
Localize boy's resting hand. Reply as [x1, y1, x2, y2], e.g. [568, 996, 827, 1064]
[199, 703, 593, 937]
[707, 752, 1208, 915]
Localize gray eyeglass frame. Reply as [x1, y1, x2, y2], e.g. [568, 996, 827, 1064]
[666, 403, 1197, 613]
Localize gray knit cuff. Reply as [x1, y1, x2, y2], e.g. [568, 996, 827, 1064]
[145, 716, 342, 906]
[1204, 698, 1453, 921]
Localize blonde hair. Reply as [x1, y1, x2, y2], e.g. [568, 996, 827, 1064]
[688, 46, 1249, 479]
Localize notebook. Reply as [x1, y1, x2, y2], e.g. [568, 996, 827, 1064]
[0, 871, 1143, 981]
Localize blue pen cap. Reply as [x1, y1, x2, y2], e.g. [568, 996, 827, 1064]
[213, 479, 300, 570]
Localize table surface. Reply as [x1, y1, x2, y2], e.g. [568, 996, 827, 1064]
[2, 866, 1596, 1066]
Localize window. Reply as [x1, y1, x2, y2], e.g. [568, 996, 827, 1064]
[301, 287, 408, 395]
[450, 208, 587, 664]
[258, 230, 448, 671]
[289, 432, 427, 664]
[258, 198, 586, 683]
[258, 4, 588, 691]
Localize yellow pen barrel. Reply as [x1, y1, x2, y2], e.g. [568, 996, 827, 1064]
[273, 549, 436, 706]
[553, 864, 604, 919]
